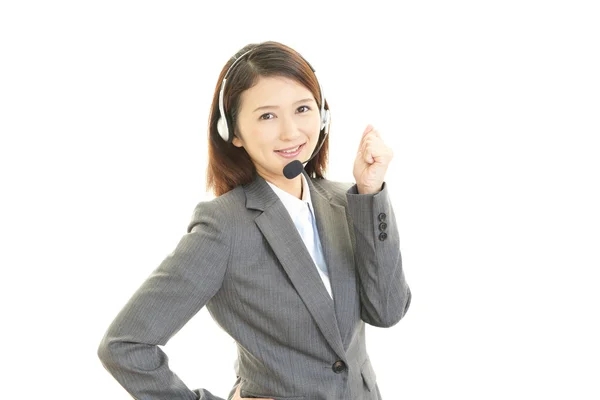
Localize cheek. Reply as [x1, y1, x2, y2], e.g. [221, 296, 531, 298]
[244, 127, 277, 152]
[303, 114, 321, 133]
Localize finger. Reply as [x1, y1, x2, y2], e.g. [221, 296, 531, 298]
[366, 140, 391, 164]
[240, 395, 274, 400]
[358, 137, 365, 155]
[358, 136, 369, 157]
[359, 131, 377, 154]
[236, 385, 274, 400]
[360, 131, 381, 149]
[357, 135, 369, 155]
[363, 126, 381, 141]
[360, 134, 381, 155]
[363, 143, 375, 164]
[357, 126, 373, 154]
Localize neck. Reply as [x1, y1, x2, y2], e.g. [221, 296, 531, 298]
[262, 173, 303, 200]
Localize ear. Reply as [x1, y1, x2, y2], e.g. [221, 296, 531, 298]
[232, 135, 243, 148]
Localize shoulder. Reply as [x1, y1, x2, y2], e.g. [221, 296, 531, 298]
[186, 186, 247, 233]
[310, 176, 356, 206]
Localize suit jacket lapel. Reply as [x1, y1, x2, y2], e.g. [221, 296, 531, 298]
[305, 173, 358, 348]
[244, 174, 347, 360]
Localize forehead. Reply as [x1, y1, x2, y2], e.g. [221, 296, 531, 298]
[240, 75, 314, 107]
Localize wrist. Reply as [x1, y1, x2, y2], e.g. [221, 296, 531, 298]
[357, 183, 383, 195]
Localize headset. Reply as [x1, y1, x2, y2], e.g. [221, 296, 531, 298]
[216, 47, 331, 143]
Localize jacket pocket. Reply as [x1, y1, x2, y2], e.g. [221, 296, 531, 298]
[360, 358, 377, 392]
[240, 388, 305, 400]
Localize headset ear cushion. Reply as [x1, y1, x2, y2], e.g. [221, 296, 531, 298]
[321, 110, 331, 130]
[217, 116, 229, 141]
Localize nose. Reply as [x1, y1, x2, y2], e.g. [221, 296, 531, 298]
[279, 115, 301, 141]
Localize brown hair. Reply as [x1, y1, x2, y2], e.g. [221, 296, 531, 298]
[206, 41, 330, 197]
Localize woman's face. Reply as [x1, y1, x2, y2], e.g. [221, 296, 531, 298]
[233, 75, 321, 183]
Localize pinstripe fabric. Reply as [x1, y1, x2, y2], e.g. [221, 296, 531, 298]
[97, 170, 411, 400]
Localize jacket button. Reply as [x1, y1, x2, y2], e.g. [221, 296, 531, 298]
[332, 360, 347, 373]
[379, 232, 388, 241]
[378, 213, 386, 222]
[379, 222, 387, 231]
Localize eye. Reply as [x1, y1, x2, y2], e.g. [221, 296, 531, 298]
[259, 113, 275, 120]
[297, 105, 311, 113]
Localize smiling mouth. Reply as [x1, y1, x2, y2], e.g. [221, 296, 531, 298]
[275, 143, 305, 154]
[274, 143, 306, 158]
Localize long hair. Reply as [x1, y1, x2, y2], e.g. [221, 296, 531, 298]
[206, 41, 330, 197]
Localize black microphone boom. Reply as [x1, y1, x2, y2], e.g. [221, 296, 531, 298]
[282, 130, 329, 180]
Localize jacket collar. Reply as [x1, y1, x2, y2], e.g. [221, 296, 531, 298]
[243, 170, 332, 211]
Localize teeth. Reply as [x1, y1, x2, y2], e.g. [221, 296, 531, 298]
[279, 145, 301, 153]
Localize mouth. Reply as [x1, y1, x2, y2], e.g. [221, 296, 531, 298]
[274, 143, 306, 158]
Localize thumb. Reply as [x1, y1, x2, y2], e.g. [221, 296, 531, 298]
[362, 124, 374, 137]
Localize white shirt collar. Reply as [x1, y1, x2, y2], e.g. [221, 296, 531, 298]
[265, 173, 313, 218]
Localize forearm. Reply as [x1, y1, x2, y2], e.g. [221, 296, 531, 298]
[98, 339, 199, 400]
[98, 210, 230, 399]
[346, 182, 411, 327]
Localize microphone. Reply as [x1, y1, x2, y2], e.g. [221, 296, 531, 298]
[282, 160, 304, 180]
[283, 129, 329, 179]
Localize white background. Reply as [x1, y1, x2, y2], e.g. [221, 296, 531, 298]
[1, 1, 599, 399]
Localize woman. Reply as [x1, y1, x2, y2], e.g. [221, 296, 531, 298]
[97, 40, 411, 400]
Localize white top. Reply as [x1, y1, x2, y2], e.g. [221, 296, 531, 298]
[265, 174, 333, 299]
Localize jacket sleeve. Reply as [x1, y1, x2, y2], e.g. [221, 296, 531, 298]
[346, 182, 412, 328]
[97, 201, 230, 400]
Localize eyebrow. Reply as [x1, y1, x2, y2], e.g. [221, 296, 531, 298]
[253, 98, 315, 113]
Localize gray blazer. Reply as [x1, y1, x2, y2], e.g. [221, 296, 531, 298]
[97, 170, 411, 400]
